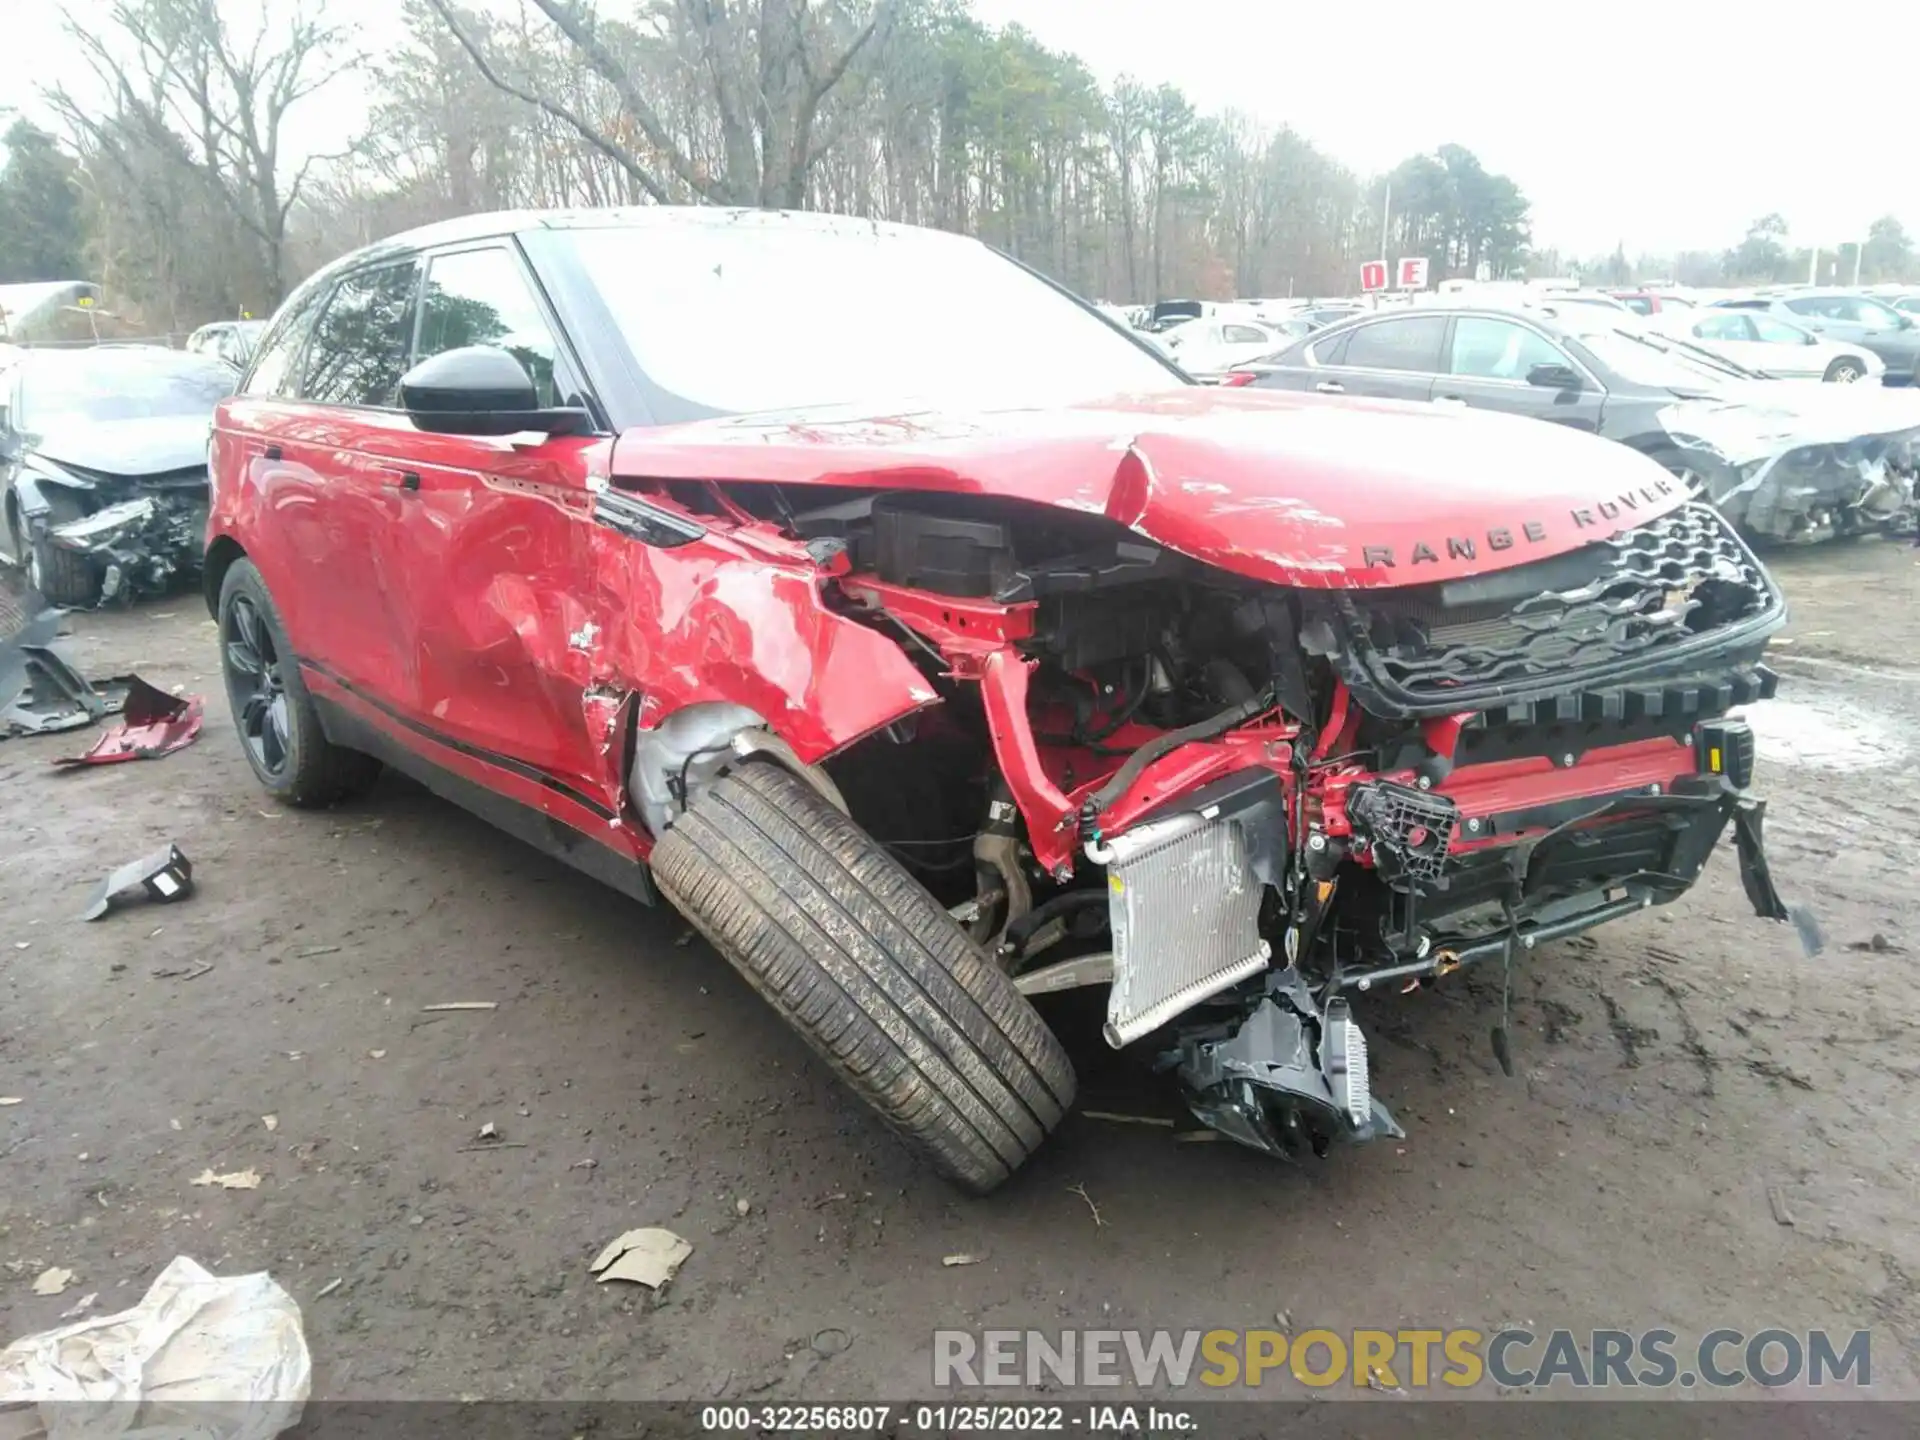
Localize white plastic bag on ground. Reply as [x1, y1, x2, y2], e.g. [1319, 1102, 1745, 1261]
[0, 1256, 309, 1440]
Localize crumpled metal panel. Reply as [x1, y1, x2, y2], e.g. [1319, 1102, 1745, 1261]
[1103, 810, 1269, 1047]
[1657, 390, 1920, 541]
[53, 675, 203, 766]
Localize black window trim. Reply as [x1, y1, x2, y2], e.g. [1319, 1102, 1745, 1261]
[237, 283, 330, 398]
[289, 255, 427, 411]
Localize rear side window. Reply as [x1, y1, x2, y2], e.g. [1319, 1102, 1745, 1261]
[1749, 315, 1807, 344]
[1340, 316, 1447, 373]
[1447, 317, 1570, 380]
[415, 246, 563, 407]
[1307, 331, 1349, 365]
[243, 290, 327, 399]
[299, 261, 422, 408]
[1693, 312, 1753, 342]
[1222, 324, 1269, 344]
[1784, 296, 1859, 321]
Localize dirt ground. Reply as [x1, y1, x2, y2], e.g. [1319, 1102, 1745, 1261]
[2, 537, 1917, 1403]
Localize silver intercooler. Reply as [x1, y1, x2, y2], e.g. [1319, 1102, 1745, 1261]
[1098, 810, 1270, 1047]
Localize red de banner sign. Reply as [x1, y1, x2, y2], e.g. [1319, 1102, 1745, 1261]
[1396, 256, 1431, 289]
[1359, 261, 1388, 292]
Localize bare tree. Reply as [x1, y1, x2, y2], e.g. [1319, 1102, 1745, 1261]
[421, 0, 890, 208]
[48, 0, 357, 303]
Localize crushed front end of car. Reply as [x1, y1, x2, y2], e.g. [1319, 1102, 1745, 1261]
[613, 390, 1802, 1166]
[807, 496, 1791, 1160]
[1662, 395, 1920, 543]
[15, 452, 209, 605]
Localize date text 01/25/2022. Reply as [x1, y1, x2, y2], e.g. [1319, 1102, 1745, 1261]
[699, 1404, 1198, 1433]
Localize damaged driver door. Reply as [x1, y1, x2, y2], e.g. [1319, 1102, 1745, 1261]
[379, 243, 616, 810]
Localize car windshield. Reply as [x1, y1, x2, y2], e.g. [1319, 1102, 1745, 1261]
[1649, 329, 1765, 379]
[1576, 327, 1744, 388]
[560, 221, 1182, 418]
[20, 350, 235, 433]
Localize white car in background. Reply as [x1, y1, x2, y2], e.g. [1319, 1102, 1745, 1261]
[1656, 307, 1885, 383]
[1154, 316, 1304, 381]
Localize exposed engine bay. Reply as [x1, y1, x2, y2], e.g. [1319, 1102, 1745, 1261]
[655, 479, 1800, 1161]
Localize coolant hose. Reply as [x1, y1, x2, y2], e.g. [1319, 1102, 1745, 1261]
[1081, 690, 1271, 821]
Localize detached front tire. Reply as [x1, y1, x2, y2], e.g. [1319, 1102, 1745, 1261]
[651, 762, 1076, 1192]
[218, 558, 380, 806]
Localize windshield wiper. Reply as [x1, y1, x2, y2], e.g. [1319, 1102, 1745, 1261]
[1605, 326, 1751, 380]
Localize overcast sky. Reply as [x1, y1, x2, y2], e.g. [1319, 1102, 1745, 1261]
[6, 0, 1916, 258]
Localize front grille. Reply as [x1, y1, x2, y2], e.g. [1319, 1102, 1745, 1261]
[1103, 811, 1269, 1047]
[1314, 504, 1784, 717]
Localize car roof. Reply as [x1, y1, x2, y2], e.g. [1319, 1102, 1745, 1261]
[1307, 304, 1587, 339]
[295, 206, 978, 300]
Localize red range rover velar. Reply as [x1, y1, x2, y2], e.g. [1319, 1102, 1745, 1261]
[207, 208, 1798, 1190]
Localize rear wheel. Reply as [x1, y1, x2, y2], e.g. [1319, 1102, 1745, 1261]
[26, 491, 100, 608]
[650, 762, 1076, 1192]
[218, 559, 380, 806]
[1823, 357, 1866, 384]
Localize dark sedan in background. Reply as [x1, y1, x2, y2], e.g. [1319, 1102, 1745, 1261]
[1, 345, 235, 605]
[1235, 304, 1920, 543]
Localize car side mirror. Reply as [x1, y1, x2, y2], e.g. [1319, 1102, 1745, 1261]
[1527, 362, 1582, 390]
[399, 346, 592, 438]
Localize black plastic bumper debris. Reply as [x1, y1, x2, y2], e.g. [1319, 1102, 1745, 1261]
[81, 844, 195, 922]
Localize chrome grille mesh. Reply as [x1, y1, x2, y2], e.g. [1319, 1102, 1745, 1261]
[1104, 811, 1269, 1047]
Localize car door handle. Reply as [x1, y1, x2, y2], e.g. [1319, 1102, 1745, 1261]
[381, 469, 421, 494]
[1314, 381, 1345, 394]
[1433, 394, 1467, 406]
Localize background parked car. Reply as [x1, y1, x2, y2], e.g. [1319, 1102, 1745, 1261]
[1, 345, 235, 604]
[1611, 290, 1695, 315]
[1155, 315, 1301, 380]
[1710, 290, 1920, 385]
[1656, 307, 1884, 383]
[1235, 303, 1920, 542]
[184, 319, 267, 370]
[1292, 302, 1366, 328]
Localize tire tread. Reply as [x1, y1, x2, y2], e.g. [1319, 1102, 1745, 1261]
[651, 763, 1074, 1192]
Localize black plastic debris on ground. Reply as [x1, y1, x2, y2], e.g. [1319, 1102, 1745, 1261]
[81, 844, 195, 921]
[0, 569, 131, 738]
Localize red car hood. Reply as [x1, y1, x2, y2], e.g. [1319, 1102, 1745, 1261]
[609, 388, 1690, 589]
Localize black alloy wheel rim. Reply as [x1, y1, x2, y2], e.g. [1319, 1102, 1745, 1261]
[225, 594, 291, 778]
